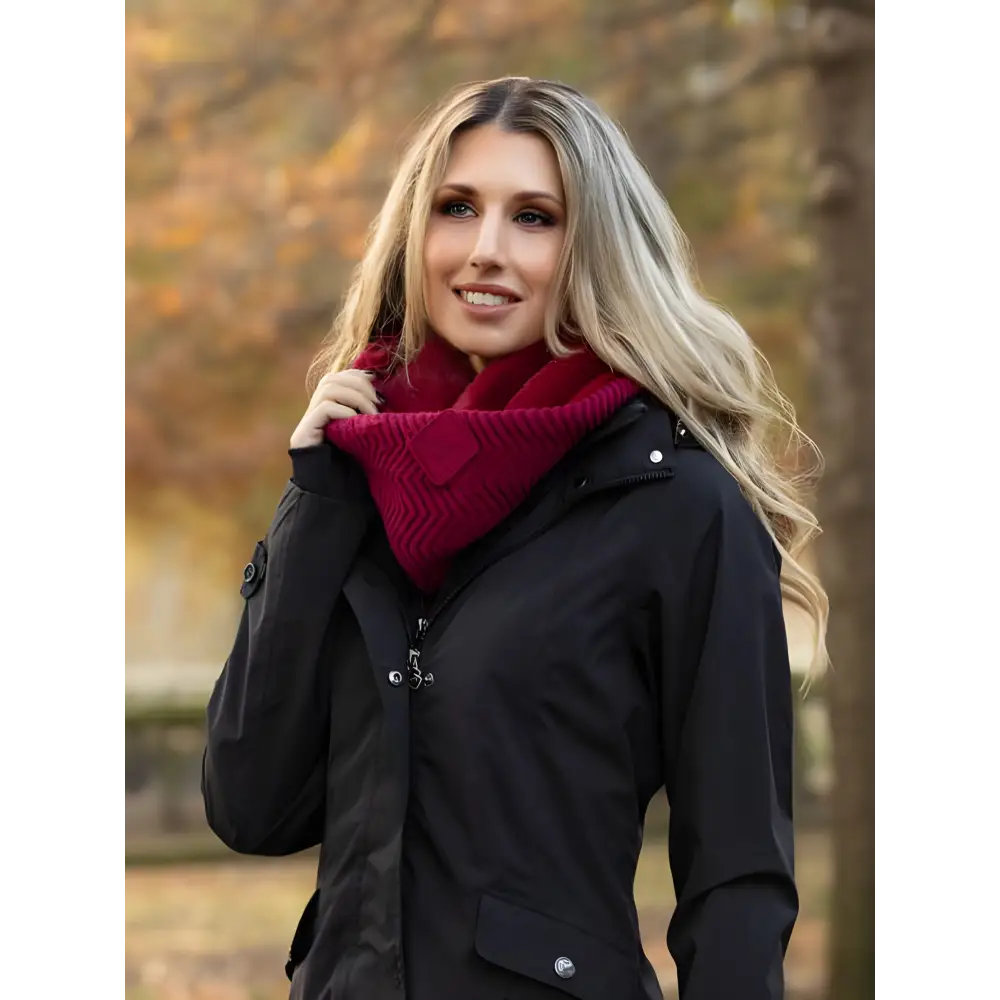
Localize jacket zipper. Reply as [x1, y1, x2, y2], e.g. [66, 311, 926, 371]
[406, 616, 432, 689]
[589, 470, 675, 491]
[403, 467, 673, 691]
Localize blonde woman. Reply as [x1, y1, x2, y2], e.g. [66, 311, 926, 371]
[203, 77, 827, 1000]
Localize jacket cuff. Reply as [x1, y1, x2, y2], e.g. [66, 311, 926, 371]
[288, 443, 367, 500]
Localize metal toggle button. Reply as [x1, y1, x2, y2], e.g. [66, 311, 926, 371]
[554, 957, 576, 979]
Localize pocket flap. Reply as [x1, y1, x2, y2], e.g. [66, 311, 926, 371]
[474, 893, 637, 1000]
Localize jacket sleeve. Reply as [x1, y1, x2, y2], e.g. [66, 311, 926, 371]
[201, 443, 372, 856]
[656, 485, 798, 1000]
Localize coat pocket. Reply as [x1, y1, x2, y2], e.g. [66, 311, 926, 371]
[474, 893, 639, 1000]
[284, 888, 320, 982]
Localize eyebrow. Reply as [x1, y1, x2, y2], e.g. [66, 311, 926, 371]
[437, 182, 564, 208]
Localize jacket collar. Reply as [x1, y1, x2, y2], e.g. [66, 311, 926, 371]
[560, 391, 687, 500]
[430, 393, 685, 608]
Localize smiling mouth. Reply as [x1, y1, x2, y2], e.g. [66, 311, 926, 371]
[455, 289, 518, 307]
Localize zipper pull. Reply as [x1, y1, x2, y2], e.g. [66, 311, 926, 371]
[407, 618, 433, 689]
[415, 617, 430, 643]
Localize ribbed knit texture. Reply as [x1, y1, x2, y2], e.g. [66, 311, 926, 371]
[325, 333, 641, 592]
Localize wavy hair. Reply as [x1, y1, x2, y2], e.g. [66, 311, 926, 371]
[308, 77, 828, 672]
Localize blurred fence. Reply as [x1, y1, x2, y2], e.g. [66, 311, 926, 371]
[125, 677, 830, 865]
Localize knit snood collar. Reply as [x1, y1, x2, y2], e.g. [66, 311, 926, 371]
[324, 332, 641, 592]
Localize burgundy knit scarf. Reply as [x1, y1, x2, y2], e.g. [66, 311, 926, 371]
[324, 332, 641, 593]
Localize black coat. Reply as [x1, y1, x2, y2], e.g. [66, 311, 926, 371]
[202, 392, 798, 1000]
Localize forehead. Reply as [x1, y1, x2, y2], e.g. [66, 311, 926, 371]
[442, 125, 563, 196]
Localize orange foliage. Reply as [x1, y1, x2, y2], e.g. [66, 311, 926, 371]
[126, 0, 813, 536]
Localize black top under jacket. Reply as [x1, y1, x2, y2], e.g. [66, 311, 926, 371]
[202, 392, 798, 1000]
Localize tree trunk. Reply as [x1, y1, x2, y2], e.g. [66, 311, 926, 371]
[804, 3, 875, 999]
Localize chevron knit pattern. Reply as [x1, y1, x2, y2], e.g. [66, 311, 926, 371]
[325, 333, 641, 593]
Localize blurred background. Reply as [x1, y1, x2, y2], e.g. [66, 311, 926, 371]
[125, 1, 874, 998]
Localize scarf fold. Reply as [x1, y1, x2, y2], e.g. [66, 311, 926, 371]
[325, 333, 641, 593]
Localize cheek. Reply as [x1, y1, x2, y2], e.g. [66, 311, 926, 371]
[519, 236, 563, 294]
[424, 226, 467, 283]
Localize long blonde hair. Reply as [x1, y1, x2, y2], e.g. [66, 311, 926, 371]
[308, 77, 829, 672]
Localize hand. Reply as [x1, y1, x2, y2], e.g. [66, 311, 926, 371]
[289, 369, 381, 449]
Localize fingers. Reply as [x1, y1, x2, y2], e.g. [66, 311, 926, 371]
[315, 383, 380, 417]
[314, 400, 362, 424]
[317, 369, 378, 397]
[291, 368, 382, 447]
[310, 370, 381, 413]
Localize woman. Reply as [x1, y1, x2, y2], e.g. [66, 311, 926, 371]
[202, 77, 827, 1000]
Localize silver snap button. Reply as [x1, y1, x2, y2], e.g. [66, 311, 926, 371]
[554, 957, 576, 978]
[388, 671, 404, 687]
[649, 450, 663, 464]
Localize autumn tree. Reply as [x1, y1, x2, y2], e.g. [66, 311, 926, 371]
[126, 0, 817, 535]
[804, 1, 875, 997]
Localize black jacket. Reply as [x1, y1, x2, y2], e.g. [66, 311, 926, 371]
[202, 392, 798, 1000]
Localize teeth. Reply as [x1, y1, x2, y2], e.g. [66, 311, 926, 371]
[459, 290, 513, 306]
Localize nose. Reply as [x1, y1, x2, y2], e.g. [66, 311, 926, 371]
[468, 211, 506, 270]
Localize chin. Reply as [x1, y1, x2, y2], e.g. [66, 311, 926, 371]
[436, 327, 540, 361]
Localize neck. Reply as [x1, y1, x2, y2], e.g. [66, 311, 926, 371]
[468, 354, 487, 374]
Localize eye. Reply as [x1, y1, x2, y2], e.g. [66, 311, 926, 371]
[515, 209, 554, 227]
[441, 201, 475, 218]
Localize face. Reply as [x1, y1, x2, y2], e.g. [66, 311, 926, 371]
[423, 124, 567, 370]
